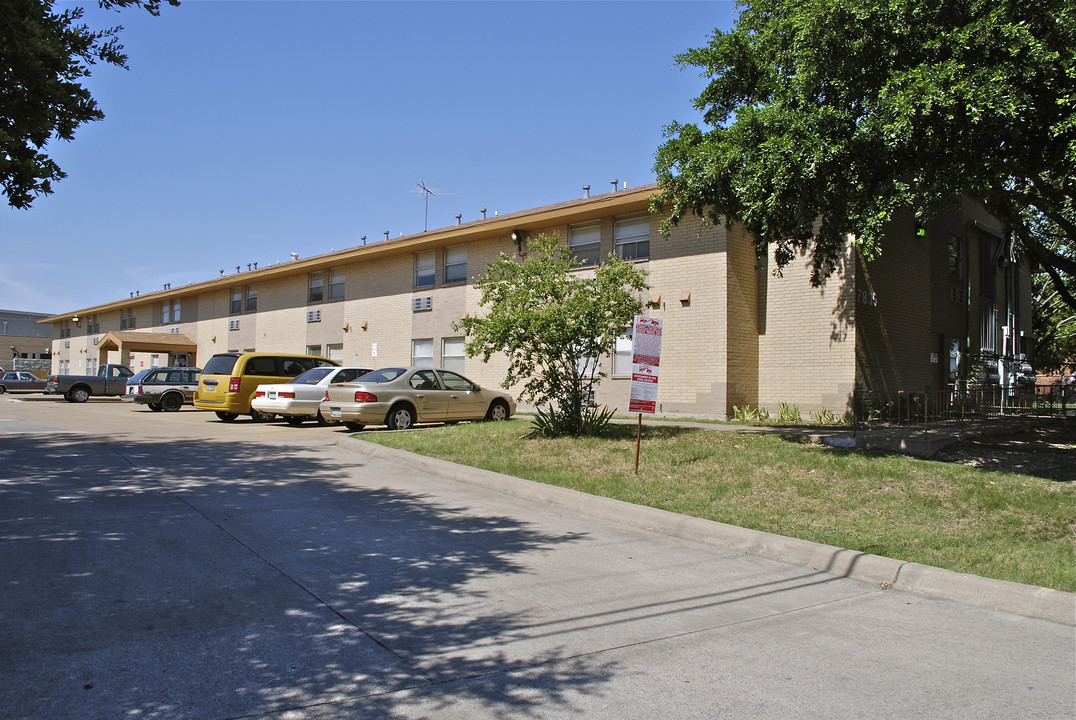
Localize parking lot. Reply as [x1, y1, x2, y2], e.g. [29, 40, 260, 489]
[1, 397, 1073, 719]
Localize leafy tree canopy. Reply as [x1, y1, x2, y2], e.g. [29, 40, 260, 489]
[457, 235, 648, 436]
[652, 0, 1076, 309]
[1, 0, 178, 209]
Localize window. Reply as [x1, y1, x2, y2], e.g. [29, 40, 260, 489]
[329, 268, 345, 300]
[230, 288, 243, 314]
[569, 221, 601, 266]
[576, 351, 599, 378]
[308, 271, 324, 303]
[245, 286, 257, 312]
[947, 235, 963, 280]
[161, 303, 170, 325]
[128, 309, 136, 330]
[412, 339, 433, 368]
[613, 333, 633, 376]
[615, 213, 649, 260]
[172, 300, 181, 323]
[306, 345, 322, 357]
[415, 251, 435, 288]
[444, 245, 467, 284]
[442, 337, 466, 373]
[326, 343, 344, 364]
[120, 308, 135, 330]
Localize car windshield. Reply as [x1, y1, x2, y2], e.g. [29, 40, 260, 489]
[290, 367, 335, 385]
[360, 367, 407, 384]
[203, 355, 239, 375]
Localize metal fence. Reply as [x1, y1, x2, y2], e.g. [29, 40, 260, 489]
[855, 384, 1073, 426]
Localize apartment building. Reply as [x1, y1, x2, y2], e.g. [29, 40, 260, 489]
[40, 185, 1033, 418]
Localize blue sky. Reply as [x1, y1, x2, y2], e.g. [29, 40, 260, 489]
[3, 0, 736, 314]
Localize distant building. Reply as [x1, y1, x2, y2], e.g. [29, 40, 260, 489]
[38, 184, 1033, 418]
[2, 309, 53, 374]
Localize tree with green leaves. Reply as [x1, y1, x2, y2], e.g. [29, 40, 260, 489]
[1, 0, 178, 209]
[457, 235, 649, 437]
[652, 0, 1076, 310]
[1032, 232, 1075, 372]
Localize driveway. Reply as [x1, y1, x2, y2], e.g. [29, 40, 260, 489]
[0, 398, 1072, 718]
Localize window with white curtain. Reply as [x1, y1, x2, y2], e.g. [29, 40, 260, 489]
[613, 333, 633, 375]
[441, 337, 466, 373]
[614, 213, 650, 260]
[444, 245, 467, 284]
[329, 268, 345, 300]
[415, 251, 435, 288]
[569, 221, 601, 266]
[412, 339, 433, 367]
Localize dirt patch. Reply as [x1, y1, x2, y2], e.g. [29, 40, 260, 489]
[933, 423, 1076, 483]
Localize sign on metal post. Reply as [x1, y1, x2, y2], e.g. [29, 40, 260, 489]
[628, 315, 662, 471]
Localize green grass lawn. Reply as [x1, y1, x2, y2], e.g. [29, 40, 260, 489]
[356, 419, 1076, 592]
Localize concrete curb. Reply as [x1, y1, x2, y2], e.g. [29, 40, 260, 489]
[336, 436, 1075, 626]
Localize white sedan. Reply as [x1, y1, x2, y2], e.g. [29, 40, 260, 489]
[252, 366, 374, 425]
[320, 366, 516, 431]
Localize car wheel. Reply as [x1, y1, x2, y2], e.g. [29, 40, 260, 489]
[316, 409, 339, 426]
[215, 411, 238, 422]
[161, 393, 183, 412]
[284, 416, 305, 426]
[486, 399, 510, 421]
[344, 421, 365, 432]
[386, 403, 415, 431]
[250, 408, 274, 422]
[0, 386, 6, 394]
[68, 386, 90, 403]
[148, 402, 162, 412]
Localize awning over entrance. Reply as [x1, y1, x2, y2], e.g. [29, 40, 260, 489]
[97, 331, 198, 358]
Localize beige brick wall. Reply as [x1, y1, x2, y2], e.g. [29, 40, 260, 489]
[758, 239, 857, 415]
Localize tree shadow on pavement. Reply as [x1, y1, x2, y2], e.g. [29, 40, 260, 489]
[0, 434, 614, 719]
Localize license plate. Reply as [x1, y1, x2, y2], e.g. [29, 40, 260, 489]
[269, 392, 277, 399]
[331, 408, 341, 418]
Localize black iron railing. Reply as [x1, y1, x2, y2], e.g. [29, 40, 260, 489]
[855, 384, 1073, 425]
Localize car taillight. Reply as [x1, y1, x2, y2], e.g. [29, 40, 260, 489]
[228, 376, 240, 393]
[255, 390, 265, 398]
[354, 391, 378, 403]
[279, 391, 296, 398]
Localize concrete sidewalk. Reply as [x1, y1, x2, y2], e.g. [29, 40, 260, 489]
[345, 437, 1074, 626]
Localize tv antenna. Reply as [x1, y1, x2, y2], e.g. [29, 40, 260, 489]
[412, 180, 457, 232]
[417, 180, 436, 232]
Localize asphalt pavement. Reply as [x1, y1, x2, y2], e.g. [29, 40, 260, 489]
[0, 397, 1072, 719]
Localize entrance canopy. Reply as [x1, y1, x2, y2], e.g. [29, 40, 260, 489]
[97, 331, 198, 363]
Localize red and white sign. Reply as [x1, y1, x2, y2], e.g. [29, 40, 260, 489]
[628, 315, 662, 414]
